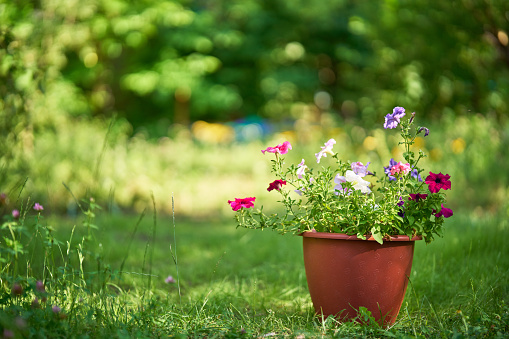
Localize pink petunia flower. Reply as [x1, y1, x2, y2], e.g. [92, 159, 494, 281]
[433, 204, 453, 218]
[228, 197, 256, 211]
[408, 193, 428, 201]
[33, 203, 44, 211]
[267, 180, 286, 192]
[425, 172, 451, 193]
[390, 162, 411, 176]
[315, 139, 336, 163]
[261, 141, 292, 155]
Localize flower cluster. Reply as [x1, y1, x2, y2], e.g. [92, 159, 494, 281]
[229, 107, 453, 244]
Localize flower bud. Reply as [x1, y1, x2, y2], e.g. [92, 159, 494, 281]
[418, 126, 430, 137]
[409, 112, 416, 124]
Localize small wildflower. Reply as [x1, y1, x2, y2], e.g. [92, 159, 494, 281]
[0, 193, 7, 205]
[36, 280, 45, 293]
[32, 298, 40, 309]
[15, 316, 27, 330]
[3, 329, 14, 339]
[12, 283, 23, 296]
[33, 203, 44, 211]
[12, 209, 20, 219]
[228, 197, 256, 211]
[165, 275, 176, 284]
[267, 180, 286, 192]
[52, 305, 61, 313]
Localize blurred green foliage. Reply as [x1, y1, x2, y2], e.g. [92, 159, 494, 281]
[1, 0, 509, 215]
[2, 0, 508, 130]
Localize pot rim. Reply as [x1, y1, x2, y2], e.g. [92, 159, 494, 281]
[300, 230, 422, 242]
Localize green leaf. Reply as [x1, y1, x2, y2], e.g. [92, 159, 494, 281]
[407, 215, 415, 225]
[371, 227, 383, 244]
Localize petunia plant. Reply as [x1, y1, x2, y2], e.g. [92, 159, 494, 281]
[228, 107, 453, 244]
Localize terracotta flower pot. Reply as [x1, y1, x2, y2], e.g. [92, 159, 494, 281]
[301, 231, 421, 327]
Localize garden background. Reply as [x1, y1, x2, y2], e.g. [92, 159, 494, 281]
[1, 0, 508, 337]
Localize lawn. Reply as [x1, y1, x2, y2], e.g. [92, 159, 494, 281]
[1, 202, 507, 338]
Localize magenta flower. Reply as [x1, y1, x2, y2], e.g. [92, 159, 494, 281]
[228, 197, 256, 211]
[425, 172, 451, 193]
[433, 204, 453, 218]
[384, 107, 406, 129]
[12, 209, 20, 219]
[52, 305, 61, 313]
[390, 162, 411, 176]
[165, 275, 176, 284]
[33, 203, 44, 211]
[261, 141, 292, 155]
[315, 139, 336, 163]
[351, 161, 371, 177]
[267, 180, 286, 192]
[409, 193, 428, 201]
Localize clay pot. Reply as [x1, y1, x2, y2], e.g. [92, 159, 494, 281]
[301, 231, 421, 327]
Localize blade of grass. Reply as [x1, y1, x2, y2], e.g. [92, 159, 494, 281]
[118, 209, 146, 281]
[147, 192, 157, 291]
[170, 193, 182, 303]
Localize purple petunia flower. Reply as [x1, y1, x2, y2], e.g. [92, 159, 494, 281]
[392, 106, 406, 119]
[351, 161, 371, 177]
[384, 107, 406, 129]
[411, 169, 423, 182]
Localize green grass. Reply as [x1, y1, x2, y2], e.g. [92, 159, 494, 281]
[1, 204, 507, 338]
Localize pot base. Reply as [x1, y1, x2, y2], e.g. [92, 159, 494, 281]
[302, 232, 419, 327]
